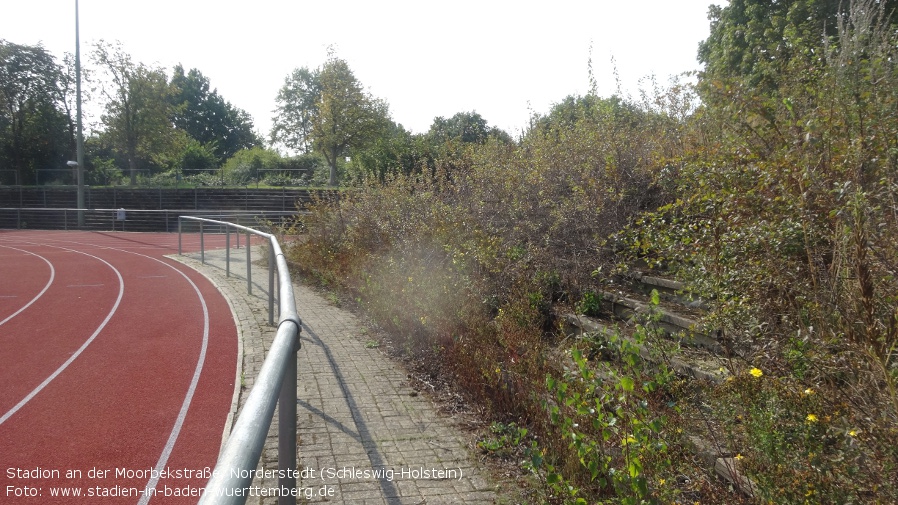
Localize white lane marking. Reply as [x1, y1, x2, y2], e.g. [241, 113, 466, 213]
[0, 245, 56, 328]
[117, 254, 209, 505]
[0, 248, 124, 426]
[4, 234, 215, 505]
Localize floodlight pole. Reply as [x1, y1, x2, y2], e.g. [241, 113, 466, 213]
[75, 0, 85, 227]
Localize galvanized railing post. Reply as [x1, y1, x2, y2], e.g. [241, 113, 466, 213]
[177, 217, 182, 255]
[246, 232, 252, 295]
[200, 221, 205, 264]
[268, 246, 275, 326]
[225, 227, 230, 278]
[277, 331, 298, 505]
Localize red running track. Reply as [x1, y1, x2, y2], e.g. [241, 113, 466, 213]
[0, 230, 241, 504]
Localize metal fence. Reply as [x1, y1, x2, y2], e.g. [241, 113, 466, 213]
[0, 186, 316, 212]
[179, 216, 302, 505]
[0, 208, 299, 232]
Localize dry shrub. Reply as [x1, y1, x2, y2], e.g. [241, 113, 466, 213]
[625, 2, 898, 501]
[287, 3, 898, 500]
[287, 91, 681, 428]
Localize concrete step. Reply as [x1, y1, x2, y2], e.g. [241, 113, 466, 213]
[597, 290, 721, 352]
[560, 313, 729, 384]
[617, 270, 710, 310]
[559, 313, 757, 499]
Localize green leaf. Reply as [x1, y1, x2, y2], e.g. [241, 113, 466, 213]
[628, 456, 642, 478]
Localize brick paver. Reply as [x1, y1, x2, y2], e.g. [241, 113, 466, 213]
[173, 244, 500, 504]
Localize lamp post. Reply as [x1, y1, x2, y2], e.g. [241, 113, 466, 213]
[74, 0, 85, 227]
[69, 159, 82, 227]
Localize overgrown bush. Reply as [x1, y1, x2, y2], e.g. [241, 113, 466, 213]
[624, 1, 898, 501]
[85, 157, 123, 186]
[525, 293, 682, 504]
[286, 2, 897, 502]
[219, 146, 282, 185]
[287, 87, 686, 501]
[219, 148, 325, 186]
[182, 171, 226, 187]
[137, 170, 180, 187]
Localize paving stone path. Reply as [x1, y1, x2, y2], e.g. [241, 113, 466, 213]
[173, 244, 502, 504]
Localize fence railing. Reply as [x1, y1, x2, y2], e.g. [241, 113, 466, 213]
[178, 216, 301, 505]
[0, 208, 299, 232]
[0, 186, 316, 212]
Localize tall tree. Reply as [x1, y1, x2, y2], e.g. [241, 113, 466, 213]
[427, 111, 492, 145]
[93, 40, 176, 185]
[313, 57, 390, 185]
[271, 66, 320, 154]
[417, 111, 512, 178]
[272, 56, 389, 185]
[0, 40, 70, 185]
[698, 0, 898, 95]
[169, 65, 260, 164]
[348, 121, 427, 181]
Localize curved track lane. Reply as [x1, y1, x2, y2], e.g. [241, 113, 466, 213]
[0, 231, 238, 504]
[0, 245, 124, 423]
[0, 245, 55, 326]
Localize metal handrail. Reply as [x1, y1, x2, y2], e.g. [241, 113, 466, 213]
[178, 216, 301, 505]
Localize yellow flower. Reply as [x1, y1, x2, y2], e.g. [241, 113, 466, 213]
[749, 367, 763, 378]
[734, 453, 744, 461]
[806, 414, 818, 423]
[659, 478, 666, 486]
[849, 430, 857, 437]
[804, 388, 814, 395]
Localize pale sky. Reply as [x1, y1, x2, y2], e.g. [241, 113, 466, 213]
[2, 0, 723, 141]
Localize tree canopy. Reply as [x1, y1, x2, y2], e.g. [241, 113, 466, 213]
[271, 66, 320, 155]
[272, 55, 390, 186]
[93, 40, 178, 185]
[0, 40, 70, 185]
[427, 111, 492, 145]
[1, 37, 267, 186]
[169, 64, 260, 164]
[698, 0, 898, 95]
